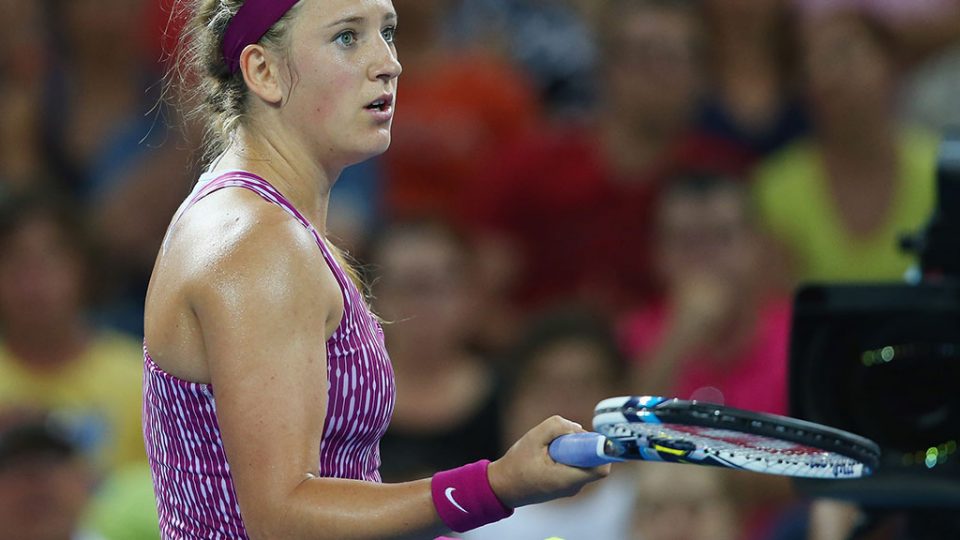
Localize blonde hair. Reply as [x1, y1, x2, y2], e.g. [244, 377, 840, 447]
[168, 0, 367, 293]
[173, 0, 301, 164]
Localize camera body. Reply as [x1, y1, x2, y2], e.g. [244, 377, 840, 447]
[790, 283, 960, 506]
[789, 134, 960, 507]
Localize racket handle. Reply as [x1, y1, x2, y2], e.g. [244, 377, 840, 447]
[549, 433, 623, 468]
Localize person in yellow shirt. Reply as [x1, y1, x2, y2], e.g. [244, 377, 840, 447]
[0, 409, 103, 540]
[753, 8, 937, 285]
[0, 188, 145, 471]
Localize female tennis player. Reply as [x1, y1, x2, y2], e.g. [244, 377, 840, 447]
[142, 0, 609, 538]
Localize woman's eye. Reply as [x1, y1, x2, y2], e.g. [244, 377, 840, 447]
[335, 30, 357, 47]
[382, 26, 396, 44]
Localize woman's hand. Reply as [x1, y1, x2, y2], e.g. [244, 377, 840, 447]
[487, 416, 610, 508]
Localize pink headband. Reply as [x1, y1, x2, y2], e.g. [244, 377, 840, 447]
[222, 0, 300, 74]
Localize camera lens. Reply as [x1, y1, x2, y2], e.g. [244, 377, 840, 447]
[851, 344, 959, 456]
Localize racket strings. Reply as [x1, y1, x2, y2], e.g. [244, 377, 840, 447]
[607, 423, 863, 474]
[680, 408, 873, 460]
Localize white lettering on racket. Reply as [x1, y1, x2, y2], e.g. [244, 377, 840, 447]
[833, 463, 855, 477]
[444, 487, 469, 514]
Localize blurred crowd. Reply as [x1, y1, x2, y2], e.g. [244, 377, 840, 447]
[1, 0, 959, 538]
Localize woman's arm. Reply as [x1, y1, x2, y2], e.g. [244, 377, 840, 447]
[186, 199, 606, 539]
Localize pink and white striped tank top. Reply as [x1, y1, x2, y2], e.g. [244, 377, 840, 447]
[143, 171, 396, 539]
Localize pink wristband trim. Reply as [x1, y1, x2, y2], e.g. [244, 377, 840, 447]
[431, 460, 514, 533]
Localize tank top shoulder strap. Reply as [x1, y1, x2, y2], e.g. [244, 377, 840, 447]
[182, 170, 352, 293]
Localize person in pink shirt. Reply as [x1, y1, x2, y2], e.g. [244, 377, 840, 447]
[620, 171, 796, 538]
[620, 172, 791, 415]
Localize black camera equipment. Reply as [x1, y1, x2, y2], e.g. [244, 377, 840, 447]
[789, 134, 960, 539]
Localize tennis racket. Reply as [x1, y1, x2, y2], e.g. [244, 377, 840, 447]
[549, 396, 881, 479]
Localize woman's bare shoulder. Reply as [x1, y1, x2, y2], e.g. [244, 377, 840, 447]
[156, 189, 326, 292]
[145, 188, 342, 371]
[166, 189, 309, 266]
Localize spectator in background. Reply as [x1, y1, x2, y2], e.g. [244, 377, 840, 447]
[698, 0, 809, 158]
[463, 309, 634, 540]
[382, 0, 541, 222]
[753, 7, 938, 285]
[85, 463, 160, 540]
[0, 409, 102, 540]
[881, 0, 960, 131]
[467, 0, 752, 315]
[327, 159, 388, 258]
[803, 0, 960, 62]
[0, 189, 145, 472]
[630, 464, 740, 540]
[619, 174, 795, 540]
[448, 0, 598, 117]
[371, 219, 503, 482]
[621, 174, 790, 415]
[0, 0, 50, 192]
[40, 0, 195, 336]
[85, 116, 199, 337]
[0, 84, 46, 194]
[904, 44, 960, 133]
[44, 0, 156, 196]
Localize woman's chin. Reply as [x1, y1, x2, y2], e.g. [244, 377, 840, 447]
[353, 135, 393, 162]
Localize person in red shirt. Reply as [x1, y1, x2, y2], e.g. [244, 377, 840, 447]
[382, 0, 541, 221]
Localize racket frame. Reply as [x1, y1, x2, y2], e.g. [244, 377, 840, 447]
[592, 396, 881, 477]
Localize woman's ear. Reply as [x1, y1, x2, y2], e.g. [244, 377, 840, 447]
[239, 44, 285, 105]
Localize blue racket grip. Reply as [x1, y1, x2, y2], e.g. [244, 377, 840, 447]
[549, 433, 623, 468]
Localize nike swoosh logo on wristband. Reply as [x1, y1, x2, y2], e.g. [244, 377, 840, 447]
[444, 487, 469, 514]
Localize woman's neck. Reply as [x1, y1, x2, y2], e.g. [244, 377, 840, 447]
[214, 128, 337, 231]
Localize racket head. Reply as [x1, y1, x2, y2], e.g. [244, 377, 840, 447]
[593, 396, 881, 479]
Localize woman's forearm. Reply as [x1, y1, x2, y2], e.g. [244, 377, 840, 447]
[254, 476, 449, 540]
